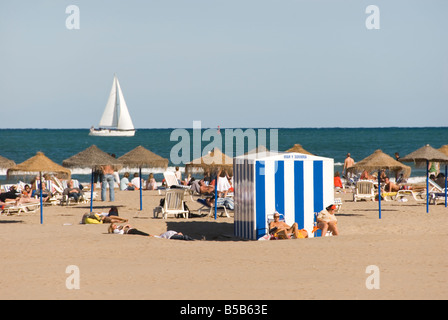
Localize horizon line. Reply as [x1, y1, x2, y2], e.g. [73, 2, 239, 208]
[0, 126, 447, 130]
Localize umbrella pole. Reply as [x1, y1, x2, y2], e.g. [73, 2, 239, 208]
[39, 171, 43, 224]
[139, 168, 143, 211]
[426, 160, 429, 213]
[214, 177, 218, 220]
[445, 165, 447, 208]
[378, 170, 381, 219]
[90, 169, 94, 213]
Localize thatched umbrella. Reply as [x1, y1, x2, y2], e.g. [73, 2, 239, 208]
[0, 155, 16, 170]
[347, 149, 412, 178]
[63, 145, 122, 212]
[185, 148, 233, 176]
[118, 145, 168, 169]
[286, 144, 314, 155]
[7, 152, 71, 178]
[347, 149, 412, 219]
[438, 145, 448, 157]
[7, 152, 71, 224]
[62, 145, 122, 171]
[118, 146, 168, 211]
[400, 144, 448, 212]
[185, 147, 233, 220]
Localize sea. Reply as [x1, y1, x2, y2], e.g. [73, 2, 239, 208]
[0, 127, 447, 185]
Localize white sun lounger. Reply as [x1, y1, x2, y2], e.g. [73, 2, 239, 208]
[2, 202, 41, 215]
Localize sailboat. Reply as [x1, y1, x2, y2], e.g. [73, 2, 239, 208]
[89, 74, 136, 137]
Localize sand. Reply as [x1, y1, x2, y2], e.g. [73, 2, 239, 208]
[0, 189, 447, 300]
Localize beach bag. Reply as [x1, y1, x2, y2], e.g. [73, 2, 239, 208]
[81, 213, 103, 224]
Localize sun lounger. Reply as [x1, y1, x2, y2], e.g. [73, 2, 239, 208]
[429, 192, 447, 205]
[395, 190, 425, 202]
[1, 202, 40, 215]
[428, 179, 445, 193]
[334, 198, 343, 212]
[153, 189, 189, 219]
[381, 192, 397, 201]
[353, 181, 375, 202]
[196, 198, 230, 218]
[158, 171, 194, 200]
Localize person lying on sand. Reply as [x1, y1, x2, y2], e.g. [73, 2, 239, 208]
[269, 211, 308, 239]
[107, 224, 194, 240]
[154, 230, 194, 241]
[108, 223, 150, 236]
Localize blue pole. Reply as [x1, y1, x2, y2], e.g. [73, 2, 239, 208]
[39, 172, 43, 224]
[445, 165, 447, 208]
[426, 160, 429, 213]
[90, 169, 94, 213]
[214, 176, 218, 220]
[378, 170, 381, 219]
[139, 167, 143, 211]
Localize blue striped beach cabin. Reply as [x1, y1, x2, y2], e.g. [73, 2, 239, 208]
[233, 152, 334, 240]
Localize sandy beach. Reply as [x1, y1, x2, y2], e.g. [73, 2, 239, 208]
[0, 188, 447, 300]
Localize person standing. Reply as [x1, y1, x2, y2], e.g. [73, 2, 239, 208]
[343, 153, 355, 179]
[101, 164, 115, 202]
[174, 166, 182, 183]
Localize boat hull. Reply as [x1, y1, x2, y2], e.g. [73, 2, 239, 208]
[89, 128, 136, 137]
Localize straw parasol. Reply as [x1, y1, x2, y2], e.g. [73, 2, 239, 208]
[0, 155, 16, 169]
[7, 152, 71, 179]
[118, 145, 168, 169]
[63, 145, 122, 212]
[400, 144, 448, 165]
[7, 152, 71, 224]
[347, 149, 411, 178]
[286, 144, 314, 155]
[438, 145, 448, 157]
[400, 144, 448, 213]
[185, 148, 233, 176]
[118, 146, 168, 211]
[62, 145, 122, 171]
[347, 149, 412, 219]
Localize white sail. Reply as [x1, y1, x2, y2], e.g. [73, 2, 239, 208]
[90, 74, 136, 137]
[98, 76, 118, 128]
[115, 77, 135, 130]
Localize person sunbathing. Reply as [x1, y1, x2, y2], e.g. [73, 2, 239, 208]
[155, 230, 194, 241]
[204, 195, 234, 210]
[316, 204, 339, 236]
[268, 212, 308, 239]
[384, 177, 400, 192]
[19, 185, 41, 204]
[108, 223, 150, 236]
[190, 179, 215, 195]
[63, 180, 84, 204]
[0, 186, 20, 203]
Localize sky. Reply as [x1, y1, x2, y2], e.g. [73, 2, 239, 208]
[0, 0, 447, 129]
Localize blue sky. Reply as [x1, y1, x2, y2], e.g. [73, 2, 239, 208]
[0, 0, 447, 129]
